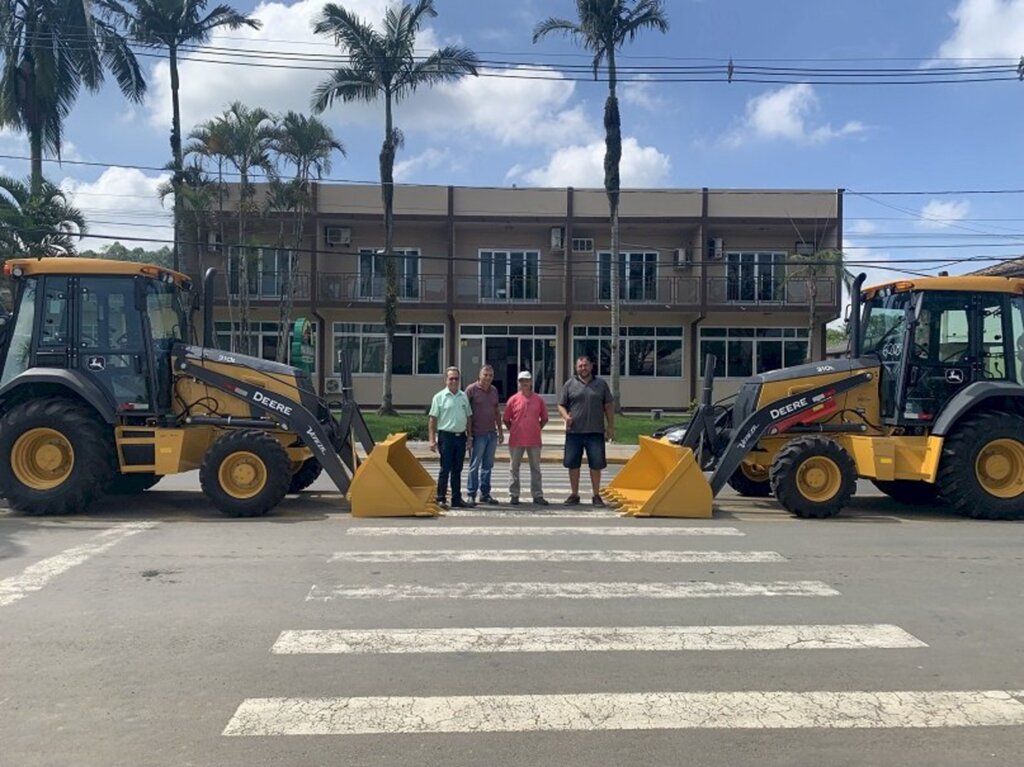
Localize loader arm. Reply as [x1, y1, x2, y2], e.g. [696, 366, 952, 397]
[174, 347, 354, 493]
[702, 372, 876, 496]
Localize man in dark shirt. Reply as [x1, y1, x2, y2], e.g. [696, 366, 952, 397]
[557, 354, 614, 505]
[465, 364, 503, 506]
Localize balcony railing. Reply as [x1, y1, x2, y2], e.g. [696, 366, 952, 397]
[705, 276, 838, 308]
[214, 271, 311, 301]
[318, 273, 446, 303]
[572, 275, 700, 307]
[454, 275, 565, 304]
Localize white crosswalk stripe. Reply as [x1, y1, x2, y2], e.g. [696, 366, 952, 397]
[328, 549, 785, 563]
[346, 526, 745, 536]
[271, 624, 926, 654]
[224, 690, 1024, 736]
[306, 580, 839, 601]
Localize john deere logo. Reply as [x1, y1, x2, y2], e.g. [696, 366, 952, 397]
[945, 369, 965, 384]
[87, 356, 105, 372]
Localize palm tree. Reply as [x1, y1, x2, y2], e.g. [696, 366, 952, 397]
[312, 0, 479, 415]
[534, 0, 668, 413]
[158, 160, 215, 286]
[789, 247, 845, 357]
[218, 101, 277, 355]
[0, 0, 146, 194]
[271, 112, 344, 363]
[0, 174, 86, 259]
[100, 0, 261, 273]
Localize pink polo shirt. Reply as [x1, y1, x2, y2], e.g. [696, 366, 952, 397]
[503, 392, 549, 447]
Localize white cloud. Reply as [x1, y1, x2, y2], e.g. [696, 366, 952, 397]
[723, 84, 865, 147]
[511, 137, 671, 188]
[846, 219, 879, 235]
[146, 0, 390, 132]
[394, 147, 452, 181]
[937, 0, 1024, 59]
[620, 76, 666, 112]
[61, 167, 172, 250]
[918, 199, 970, 229]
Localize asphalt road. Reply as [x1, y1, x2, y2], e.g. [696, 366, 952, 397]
[2, 469, 1024, 767]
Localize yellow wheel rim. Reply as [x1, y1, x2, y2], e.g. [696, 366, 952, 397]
[796, 456, 842, 503]
[975, 438, 1024, 500]
[218, 451, 267, 500]
[741, 463, 770, 482]
[11, 428, 75, 490]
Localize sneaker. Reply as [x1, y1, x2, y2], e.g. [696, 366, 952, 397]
[533, 498, 550, 506]
[591, 495, 605, 507]
[481, 495, 500, 505]
[563, 494, 581, 506]
[510, 497, 520, 506]
[465, 496, 477, 507]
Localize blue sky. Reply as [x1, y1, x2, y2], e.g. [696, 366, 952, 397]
[3, 0, 1024, 286]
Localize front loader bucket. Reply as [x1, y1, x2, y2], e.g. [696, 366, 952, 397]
[348, 433, 441, 518]
[602, 436, 713, 518]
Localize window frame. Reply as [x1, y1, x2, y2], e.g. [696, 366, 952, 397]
[725, 251, 788, 304]
[699, 326, 810, 378]
[332, 322, 444, 376]
[478, 249, 540, 302]
[571, 325, 684, 378]
[598, 251, 660, 303]
[358, 247, 421, 300]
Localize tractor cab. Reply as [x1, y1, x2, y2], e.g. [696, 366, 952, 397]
[858, 277, 1024, 427]
[0, 258, 192, 419]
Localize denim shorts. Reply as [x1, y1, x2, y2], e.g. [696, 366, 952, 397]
[562, 432, 607, 470]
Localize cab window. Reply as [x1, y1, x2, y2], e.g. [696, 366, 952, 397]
[1012, 296, 1024, 385]
[0, 277, 37, 387]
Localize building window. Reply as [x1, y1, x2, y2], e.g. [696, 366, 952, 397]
[480, 250, 539, 300]
[215, 320, 318, 370]
[726, 252, 787, 303]
[699, 327, 809, 378]
[598, 251, 659, 302]
[358, 248, 420, 300]
[227, 247, 294, 298]
[332, 323, 444, 376]
[572, 326, 683, 378]
[572, 237, 594, 253]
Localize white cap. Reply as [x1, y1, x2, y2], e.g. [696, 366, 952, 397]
[517, 370, 532, 380]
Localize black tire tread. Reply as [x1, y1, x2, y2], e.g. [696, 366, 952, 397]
[199, 430, 291, 517]
[770, 436, 857, 519]
[288, 457, 323, 493]
[727, 465, 772, 497]
[0, 397, 115, 515]
[937, 409, 1024, 520]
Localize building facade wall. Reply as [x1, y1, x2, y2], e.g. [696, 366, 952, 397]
[202, 183, 842, 410]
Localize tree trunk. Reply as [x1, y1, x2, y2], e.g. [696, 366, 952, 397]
[22, 55, 43, 196]
[604, 48, 623, 415]
[169, 45, 183, 273]
[379, 95, 398, 415]
[238, 169, 250, 356]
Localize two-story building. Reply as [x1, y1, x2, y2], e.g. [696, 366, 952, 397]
[199, 183, 843, 408]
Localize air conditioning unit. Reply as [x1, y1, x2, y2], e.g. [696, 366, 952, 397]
[672, 248, 691, 270]
[795, 241, 816, 256]
[324, 377, 343, 394]
[325, 226, 352, 247]
[550, 226, 565, 251]
[207, 231, 222, 253]
[708, 238, 724, 260]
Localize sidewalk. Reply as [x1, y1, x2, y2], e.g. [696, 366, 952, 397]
[364, 415, 638, 465]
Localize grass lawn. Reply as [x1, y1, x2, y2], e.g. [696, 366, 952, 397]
[349, 411, 689, 445]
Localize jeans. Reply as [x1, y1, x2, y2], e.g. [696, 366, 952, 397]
[467, 431, 498, 498]
[437, 431, 467, 502]
[509, 446, 544, 501]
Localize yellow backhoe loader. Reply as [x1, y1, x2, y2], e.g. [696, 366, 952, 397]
[606, 273, 1024, 520]
[0, 258, 376, 517]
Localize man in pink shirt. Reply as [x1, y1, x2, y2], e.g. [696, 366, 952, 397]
[502, 370, 550, 505]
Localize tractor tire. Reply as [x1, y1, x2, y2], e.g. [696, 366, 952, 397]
[770, 436, 857, 519]
[937, 410, 1024, 520]
[0, 397, 115, 515]
[106, 473, 162, 495]
[727, 463, 772, 497]
[288, 457, 323, 493]
[200, 430, 291, 517]
[871, 479, 940, 506]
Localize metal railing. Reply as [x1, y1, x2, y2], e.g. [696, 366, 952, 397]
[705, 276, 838, 308]
[318, 273, 446, 303]
[572, 275, 700, 307]
[454, 275, 565, 304]
[215, 271, 311, 301]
